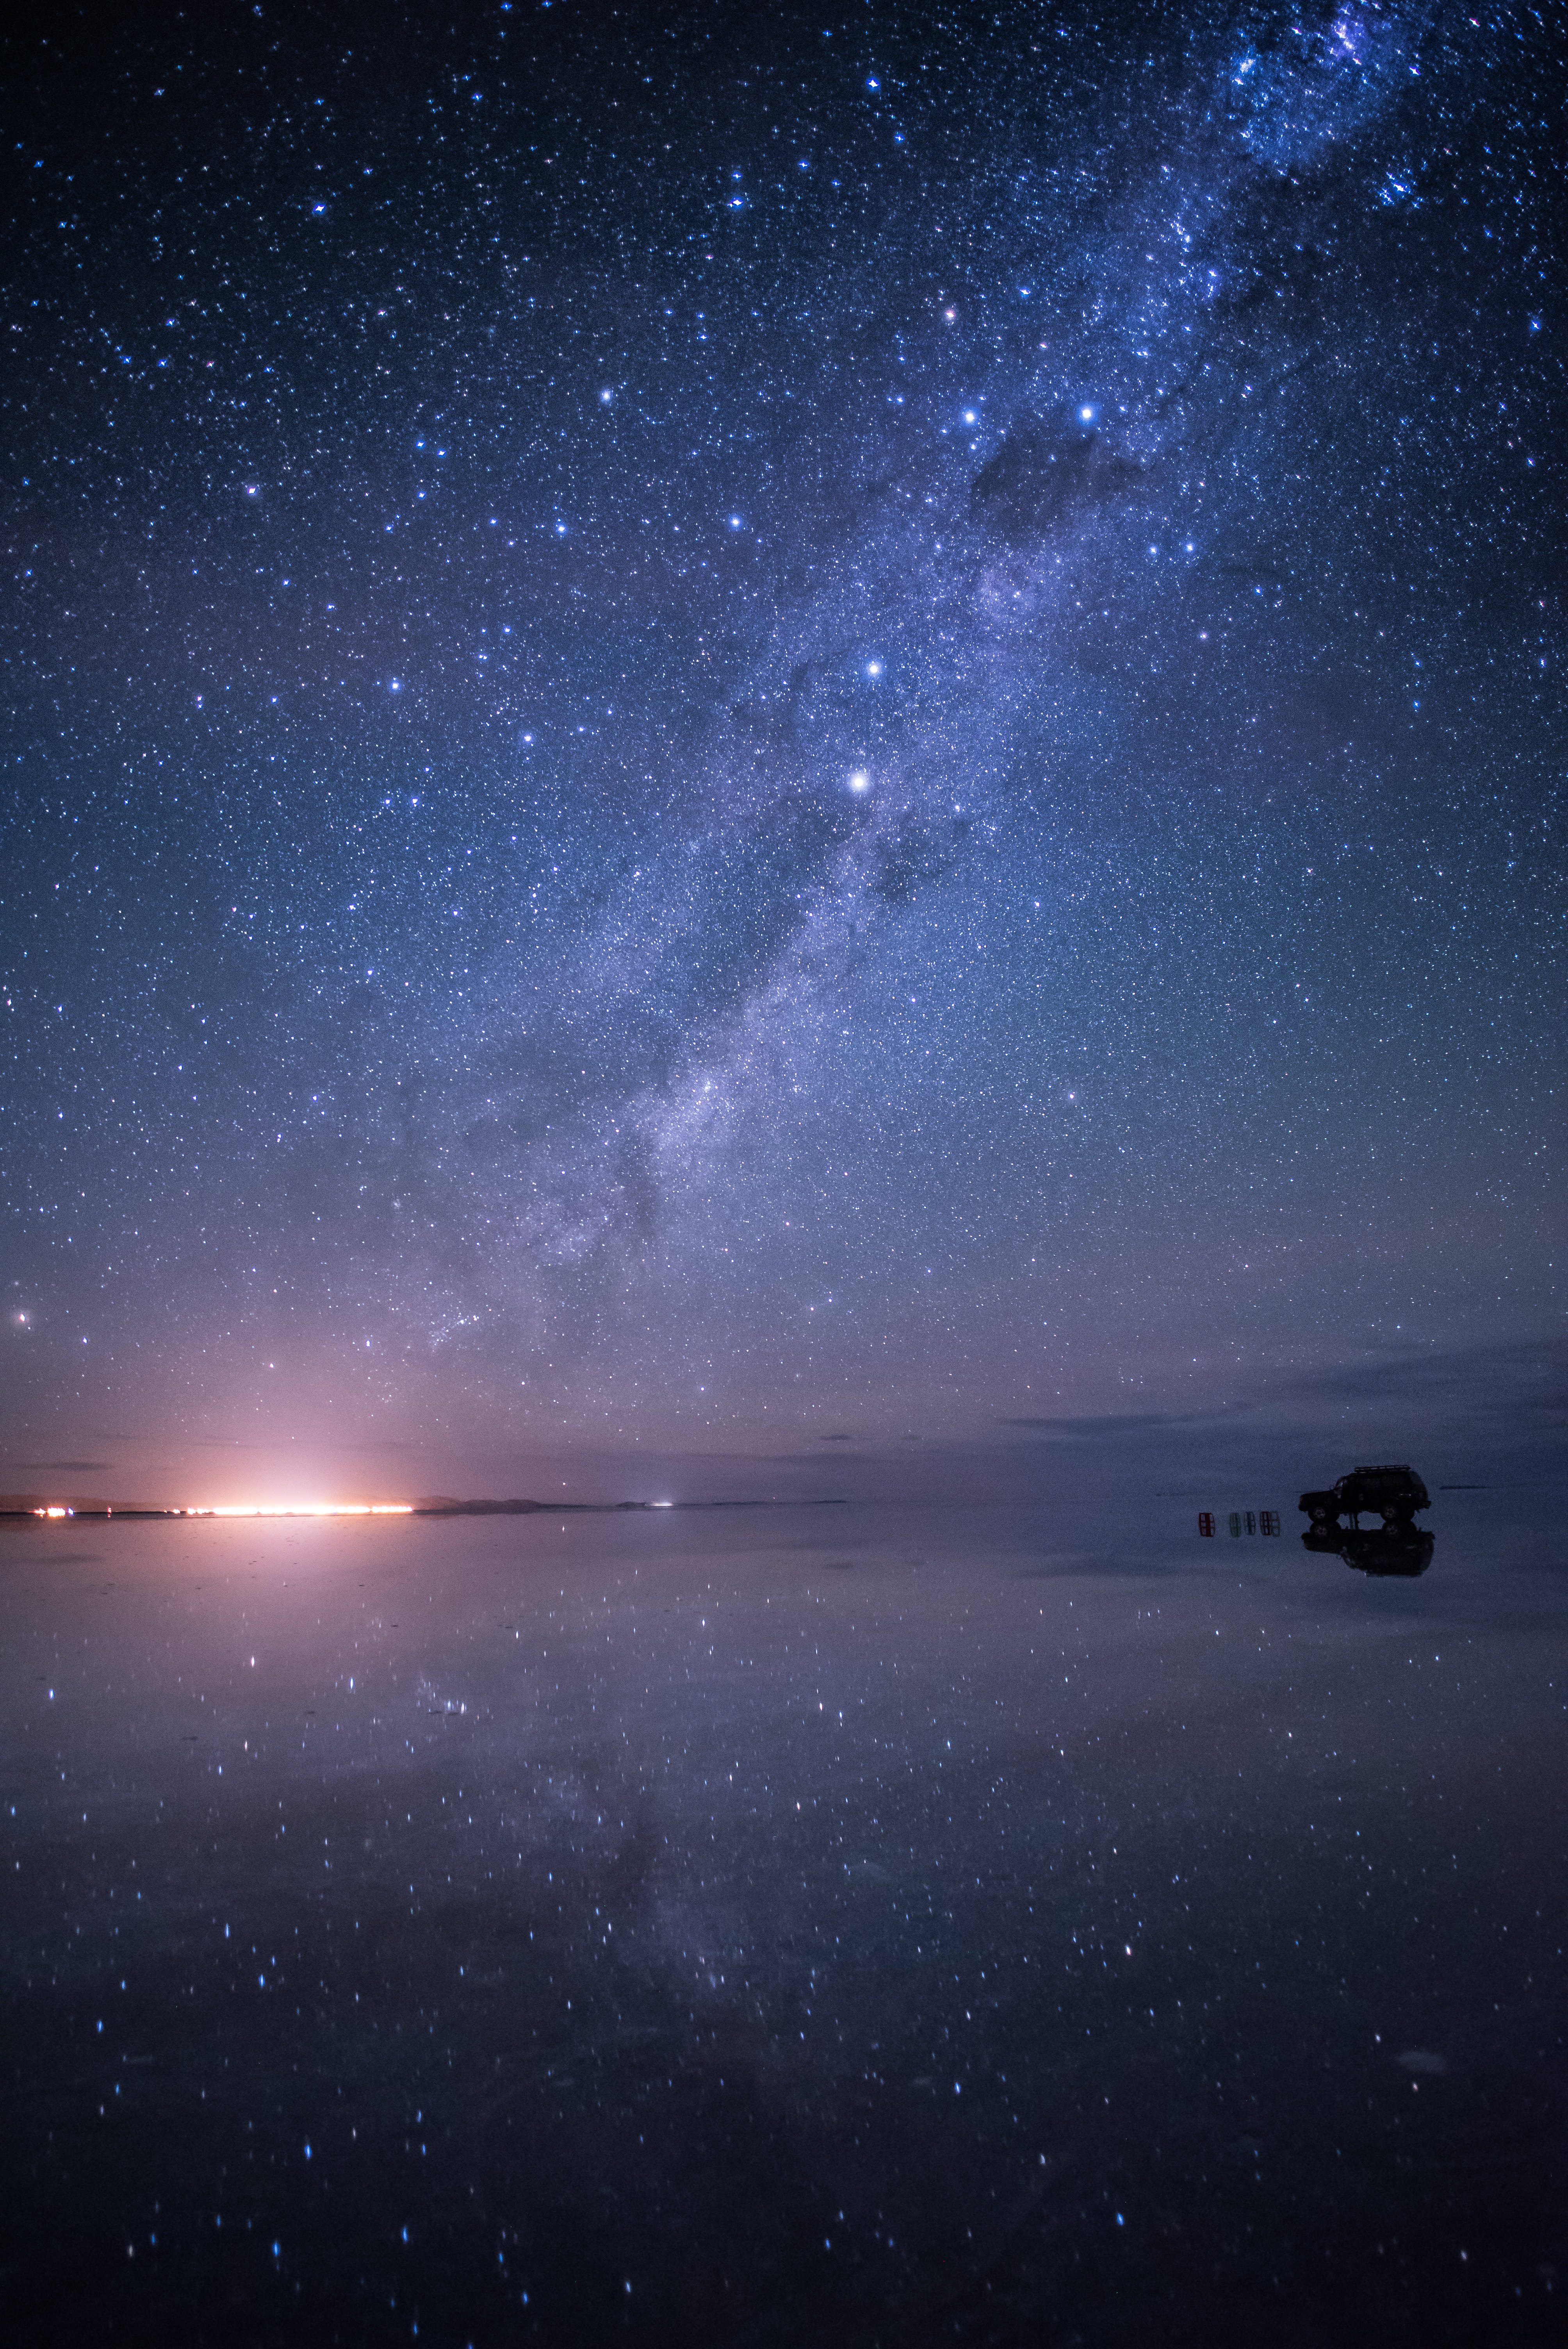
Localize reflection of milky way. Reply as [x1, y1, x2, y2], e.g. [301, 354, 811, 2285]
[2, 2, 1560, 1451]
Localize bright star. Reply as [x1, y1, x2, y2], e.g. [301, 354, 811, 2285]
[849, 770, 870, 793]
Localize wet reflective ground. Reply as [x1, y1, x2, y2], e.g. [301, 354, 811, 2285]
[2, 1486, 1564, 2344]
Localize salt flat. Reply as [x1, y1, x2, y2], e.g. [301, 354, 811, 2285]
[2, 1485, 1564, 2345]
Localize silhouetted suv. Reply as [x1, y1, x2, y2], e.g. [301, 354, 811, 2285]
[1297, 1464, 1430, 1529]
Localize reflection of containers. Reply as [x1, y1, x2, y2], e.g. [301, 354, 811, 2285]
[1198, 1509, 1282, 1536]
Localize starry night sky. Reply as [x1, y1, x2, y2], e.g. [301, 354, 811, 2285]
[2, 0, 1561, 1495]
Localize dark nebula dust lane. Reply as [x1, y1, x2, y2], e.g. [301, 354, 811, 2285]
[2, 0, 1561, 1485]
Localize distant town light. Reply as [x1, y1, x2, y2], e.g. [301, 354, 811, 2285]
[207, 1503, 415, 1518]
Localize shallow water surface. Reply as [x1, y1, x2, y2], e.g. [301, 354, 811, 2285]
[2, 1488, 1564, 2344]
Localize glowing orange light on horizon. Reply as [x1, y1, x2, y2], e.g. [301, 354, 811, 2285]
[28, 1501, 416, 1520]
[207, 1502, 415, 1518]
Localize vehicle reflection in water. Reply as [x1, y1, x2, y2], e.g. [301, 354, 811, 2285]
[1302, 1522, 1435, 1578]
